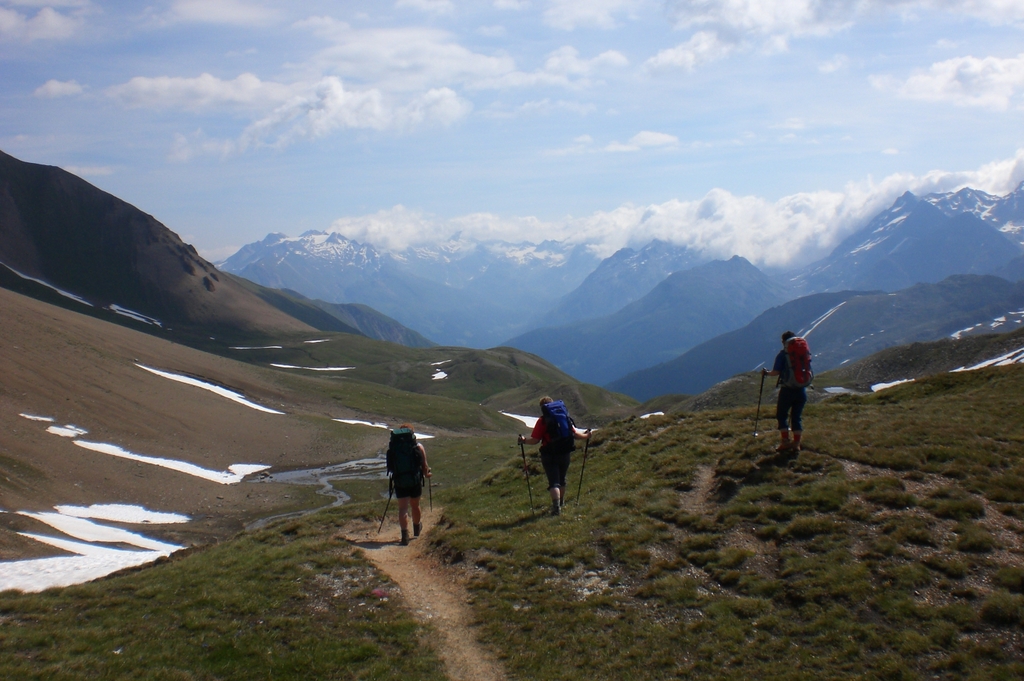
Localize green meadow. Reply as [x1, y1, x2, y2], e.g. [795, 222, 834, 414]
[4, 364, 1024, 679]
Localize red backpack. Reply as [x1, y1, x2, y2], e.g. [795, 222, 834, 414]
[783, 337, 813, 388]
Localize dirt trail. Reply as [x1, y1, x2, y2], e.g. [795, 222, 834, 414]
[341, 508, 507, 681]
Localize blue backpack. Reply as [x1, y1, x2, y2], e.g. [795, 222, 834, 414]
[540, 400, 576, 456]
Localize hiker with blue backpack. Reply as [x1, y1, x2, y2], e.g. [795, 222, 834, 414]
[762, 331, 813, 452]
[518, 397, 591, 516]
[385, 423, 432, 546]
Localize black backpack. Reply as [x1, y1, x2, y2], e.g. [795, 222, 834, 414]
[540, 400, 576, 457]
[386, 428, 423, 488]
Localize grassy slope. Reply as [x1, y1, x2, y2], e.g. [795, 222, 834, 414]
[211, 334, 637, 426]
[431, 364, 1024, 679]
[6, 364, 1024, 678]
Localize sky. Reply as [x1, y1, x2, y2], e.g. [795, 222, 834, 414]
[2, 0, 1024, 268]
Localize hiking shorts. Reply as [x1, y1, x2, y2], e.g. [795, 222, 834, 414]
[394, 483, 422, 499]
[540, 450, 571, 490]
[776, 386, 807, 432]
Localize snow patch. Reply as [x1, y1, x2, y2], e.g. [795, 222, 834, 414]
[799, 302, 846, 338]
[107, 304, 162, 327]
[871, 379, 914, 392]
[73, 440, 269, 485]
[18, 512, 181, 552]
[0, 261, 92, 307]
[640, 412, 664, 419]
[270, 364, 354, 372]
[135, 364, 285, 414]
[47, 424, 88, 438]
[55, 504, 189, 524]
[19, 413, 54, 422]
[334, 419, 389, 430]
[230, 345, 283, 350]
[304, 339, 331, 344]
[431, 370, 448, 380]
[501, 412, 539, 429]
[952, 346, 1024, 372]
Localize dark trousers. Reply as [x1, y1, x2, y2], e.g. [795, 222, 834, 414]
[540, 450, 571, 490]
[776, 387, 807, 431]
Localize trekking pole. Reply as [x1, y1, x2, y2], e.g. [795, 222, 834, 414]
[519, 437, 535, 515]
[377, 478, 393, 534]
[428, 473, 433, 512]
[575, 431, 591, 506]
[754, 370, 766, 437]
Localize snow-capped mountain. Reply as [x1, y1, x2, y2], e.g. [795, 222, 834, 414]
[924, 181, 1024, 242]
[790, 183, 1024, 295]
[219, 231, 599, 347]
[537, 239, 708, 327]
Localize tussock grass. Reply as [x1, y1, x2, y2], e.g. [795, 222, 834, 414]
[426, 364, 1024, 679]
[6, 364, 1024, 679]
[0, 511, 445, 680]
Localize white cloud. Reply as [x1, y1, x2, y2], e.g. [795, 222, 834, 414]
[818, 54, 849, 73]
[475, 46, 629, 89]
[656, 2, 1024, 70]
[478, 24, 506, 36]
[495, 0, 530, 8]
[106, 73, 295, 112]
[34, 79, 83, 97]
[631, 130, 679, 146]
[644, 31, 733, 71]
[164, 0, 280, 26]
[167, 78, 472, 158]
[603, 130, 679, 152]
[882, 148, 899, 154]
[396, 0, 455, 13]
[543, 0, 645, 30]
[665, 0, 858, 39]
[299, 18, 517, 93]
[324, 149, 1024, 267]
[487, 98, 596, 118]
[0, 6, 81, 41]
[872, 53, 1024, 110]
[297, 19, 627, 93]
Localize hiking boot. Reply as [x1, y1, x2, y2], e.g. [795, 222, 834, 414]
[792, 432, 803, 451]
[551, 501, 561, 516]
[400, 529, 410, 546]
[413, 523, 422, 537]
[775, 440, 796, 453]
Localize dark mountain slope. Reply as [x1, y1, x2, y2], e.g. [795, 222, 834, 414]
[538, 240, 706, 326]
[506, 256, 788, 385]
[0, 149, 313, 338]
[791, 192, 1023, 294]
[611, 274, 1024, 400]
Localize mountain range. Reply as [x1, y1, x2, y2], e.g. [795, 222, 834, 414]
[220, 230, 599, 347]
[219, 179, 1024, 393]
[505, 256, 789, 386]
[0, 149, 428, 348]
[790, 187, 1024, 294]
[611, 274, 1024, 400]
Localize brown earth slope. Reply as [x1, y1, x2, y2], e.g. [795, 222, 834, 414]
[0, 288, 395, 561]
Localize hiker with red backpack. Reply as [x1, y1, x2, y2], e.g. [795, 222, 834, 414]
[762, 331, 813, 452]
[518, 397, 591, 516]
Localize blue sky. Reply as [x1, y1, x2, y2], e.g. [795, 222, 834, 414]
[2, 0, 1023, 268]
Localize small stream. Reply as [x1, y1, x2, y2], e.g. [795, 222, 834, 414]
[246, 454, 388, 529]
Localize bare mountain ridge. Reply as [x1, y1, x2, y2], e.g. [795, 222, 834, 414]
[0, 149, 315, 338]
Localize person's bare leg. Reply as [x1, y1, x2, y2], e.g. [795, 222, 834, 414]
[398, 498, 411, 545]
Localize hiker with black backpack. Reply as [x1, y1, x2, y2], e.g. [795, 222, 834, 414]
[762, 330, 813, 452]
[518, 397, 590, 516]
[385, 423, 432, 546]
